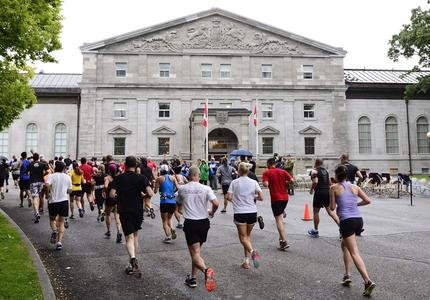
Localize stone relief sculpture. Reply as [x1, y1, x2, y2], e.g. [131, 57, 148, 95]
[111, 16, 305, 55]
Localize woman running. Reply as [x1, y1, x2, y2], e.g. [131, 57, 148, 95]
[227, 163, 263, 269]
[154, 164, 180, 243]
[329, 165, 375, 297]
[104, 164, 122, 243]
[69, 162, 84, 219]
[138, 157, 156, 219]
[173, 166, 188, 229]
[92, 164, 107, 222]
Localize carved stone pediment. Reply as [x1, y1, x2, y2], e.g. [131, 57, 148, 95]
[152, 126, 176, 135]
[298, 126, 322, 135]
[258, 126, 280, 135]
[107, 125, 132, 135]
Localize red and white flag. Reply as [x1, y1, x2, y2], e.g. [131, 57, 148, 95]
[253, 104, 257, 127]
[203, 103, 208, 127]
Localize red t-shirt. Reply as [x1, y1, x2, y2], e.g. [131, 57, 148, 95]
[262, 167, 293, 202]
[80, 163, 94, 182]
[147, 161, 157, 171]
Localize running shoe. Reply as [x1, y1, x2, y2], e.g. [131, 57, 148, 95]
[125, 264, 133, 275]
[0, 192, 4, 200]
[126, 258, 142, 278]
[220, 209, 226, 213]
[100, 212, 105, 222]
[116, 232, 122, 243]
[69, 214, 75, 220]
[251, 250, 261, 268]
[363, 281, 376, 297]
[341, 274, 352, 286]
[241, 261, 250, 269]
[78, 209, 84, 218]
[105, 231, 111, 238]
[34, 212, 40, 224]
[176, 223, 183, 229]
[149, 208, 155, 219]
[97, 214, 100, 222]
[19, 203, 24, 208]
[307, 229, 319, 238]
[50, 230, 58, 244]
[163, 236, 172, 244]
[64, 218, 69, 229]
[184, 275, 197, 288]
[56, 242, 63, 251]
[171, 229, 177, 240]
[5, 189, 8, 193]
[279, 240, 290, 251]
[90, 202, 95, 211]
[204, 268, 215, 292]
[257, 216, 264, 230]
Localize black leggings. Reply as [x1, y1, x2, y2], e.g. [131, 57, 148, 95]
[199, 180, 207, 185]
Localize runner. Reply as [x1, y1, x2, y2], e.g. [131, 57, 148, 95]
[329, 165, 375, 297]
[308, 159, 340, 238]
[28, 153, 48, 223]
[216, 157, 237, 213]
[79, 157, 95, 212]
[176, 166, 219, 292]
[46, 162, 72, 250]
[69, 162, 84, 220]
[154, 164, 180, 243]
[208, 158, 218, 191]
[10, 155, 20, 188]
[227, 163, 263, 269]
[173, 166, 187, 229]
[18, 152, 31, 208]
[92, 164, 107, 222]
[104, 163, 122, 243]
[109, 156, 153, 278]
[262, 158, 294, 251]
[138, 157, 155, 219]
[0, 159, 8, 200]
[340, 154, 363, 185]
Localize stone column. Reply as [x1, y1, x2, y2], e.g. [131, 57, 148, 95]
[136, 99, 147, 156]
[94, 99, 103, 156]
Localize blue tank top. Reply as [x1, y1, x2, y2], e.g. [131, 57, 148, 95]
[336, 182, 361, 221]
[20, 159, 30, 181]
[159, 175, 176, 204]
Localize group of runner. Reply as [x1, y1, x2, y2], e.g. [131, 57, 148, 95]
[1, 151, 375, 296]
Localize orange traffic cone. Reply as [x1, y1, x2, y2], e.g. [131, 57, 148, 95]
[302, 203, 312, 221]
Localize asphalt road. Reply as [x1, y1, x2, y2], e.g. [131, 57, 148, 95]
[1, 186, 429, 300]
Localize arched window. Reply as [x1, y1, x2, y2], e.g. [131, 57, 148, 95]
[385, 116, 399, 154]
[54, 123, 67, 157]
[417, 116, 429, 154]
[358, 117, 371, 154]
[0, 131, 8, 157]
[26, 123, 38, 153]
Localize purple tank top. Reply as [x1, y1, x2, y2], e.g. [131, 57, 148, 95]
[336, 182, 361, 221]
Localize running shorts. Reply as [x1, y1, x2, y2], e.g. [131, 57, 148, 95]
[183, 218, 210, 246]
[271, 200, 288, 217]
[12, 174, 19, 181]
[70, 190, 83, 198]
[339, 217, 363, 239]
[233, 212, 257, 225]
[82, 183, 92, 194]
[222, 184, 230, 195]
[48, 201, 69, 217]
[94, 190, 105, 206]
[120, 211, 143, 236]
[30, 182, 44, 197]
[160, 203, 176, 214]
[19, 179, 30, 191]
[0, 178, 4, 188]
[105, 197, 117, 207]
[313, 189, 330, 208]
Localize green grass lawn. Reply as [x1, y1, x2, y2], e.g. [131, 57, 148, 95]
[0, 214, 42, 300]
[412, 175, 430, 180]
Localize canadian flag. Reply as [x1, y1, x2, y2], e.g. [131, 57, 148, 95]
[253, 104, 257, 127]
[203, 103, 208, 127]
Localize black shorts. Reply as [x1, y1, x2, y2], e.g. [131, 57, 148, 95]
[160, 203, 176, 214]
[105, 197, 117, 207]
[184, 218, 210, 246]
[271, 200, 288, 217]
[120, 211, 143, 236]
[222, 184, 230, 195]
[234, 212, 257, 225]
[94, 190, 105, 205]
[70, 190, 83, 198]
[0, 178, 4, 188]
[313, 189, 330, 208]
[12, 174, 19, 181]
[82, 183, 92, 194]
[340, 217, 363, 239]
[19, 179, 30, 191]
[48, 201, 69, 217]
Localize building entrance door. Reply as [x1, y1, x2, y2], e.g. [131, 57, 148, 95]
[208, 128, 238, 161]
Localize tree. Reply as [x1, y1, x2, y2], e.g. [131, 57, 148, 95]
[0, 0, 62, 131]
[388, 1, 430, 100]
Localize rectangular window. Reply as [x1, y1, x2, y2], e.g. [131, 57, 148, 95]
[304, 137, 315, 155]
[304, 104, 315, 119]
[358, 123, 372, 154]
[220, 64, 231, 79]
[303, 65, 314, 79]
[158, 103, 170, 118]
[201, 64, 212, 79]
[0, 132, 8, 157]
[158, 137, 170, 155]
[262, 137, 274, 154]
[115, 62, 127, 77]
[261, 64, 272, 79]
[417, 123, 430, 154]
[113, 102, 127, 118]
[159, 63, 170, 78]
[262, 103, 273, 119]
[113, 137, 126, 156]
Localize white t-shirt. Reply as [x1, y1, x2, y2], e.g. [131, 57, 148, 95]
[177, 182, 216, 220]
[47, 173, 72, 203]
[227, 176, 262, 214]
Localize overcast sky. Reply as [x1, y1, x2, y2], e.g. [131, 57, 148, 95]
[34, 0, 428, 73]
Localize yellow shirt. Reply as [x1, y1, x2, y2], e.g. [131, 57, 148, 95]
[69, 170, 83, 191]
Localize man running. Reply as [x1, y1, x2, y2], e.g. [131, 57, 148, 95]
[216, 157, 237, 213]
[109, 156, 153, 278]
[18, 152, 31, 208]
[79, 157, 95, 211]
[307, 159, 339, 238]
[262, 158, 294, 251]
[340, 154, 363, 185]
[208, 158, 218, 192]
[46, 162, 72, 250]
[10, 156, 20, 188]
[137, 157, 156, 219]
[28, 153, 48, 223]
[177, 166, 218, 292]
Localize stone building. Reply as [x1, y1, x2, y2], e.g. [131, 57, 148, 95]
[2, 8, 429, 174]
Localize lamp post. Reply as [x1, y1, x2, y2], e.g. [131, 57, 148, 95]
[405, 99, 413, 206]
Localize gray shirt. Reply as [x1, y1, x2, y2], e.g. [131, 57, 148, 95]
[216, 164, 235, 185]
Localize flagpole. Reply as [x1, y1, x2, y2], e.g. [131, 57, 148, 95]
[205, 97, 209, 161]
[255, 98, 258, 164]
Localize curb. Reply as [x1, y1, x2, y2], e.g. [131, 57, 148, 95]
[0, 208, 56, 300]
